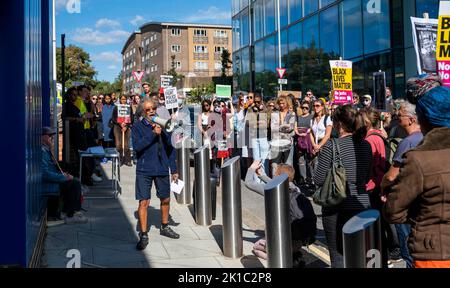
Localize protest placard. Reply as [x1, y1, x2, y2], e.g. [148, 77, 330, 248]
[329, 60, 353, 105]
[117, 104, 131, 124]
[164, 87, 178, 110]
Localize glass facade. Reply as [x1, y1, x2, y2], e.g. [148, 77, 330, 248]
[232, 0, 440, 99]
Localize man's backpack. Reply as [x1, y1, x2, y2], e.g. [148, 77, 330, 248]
[291, 192, 317, 246]
[367, 132, 402, 168]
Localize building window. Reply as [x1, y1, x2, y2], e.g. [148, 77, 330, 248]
[214, 30, 227, 38]
[194, 29, 207, 36]
[215, 61, 222, 70]
[341, 0, 363, 59]
[154, 64, 158, 71]
[195, 61, 208, 70]
[150, 51, 153, 57]
[154, 49, 158, 56]
[172, 28, 181, 36]
[215, 46, 226, 54]
[142, 56, 145, 62]
[175, 61, 181, 69]
[195, 45, 208, 53]
[304, 0, 319, 16]
[363, 0, 390, 54]
[171, 45, 181, 53]
[146, 39, 150, 45]
[133, 48, 136, 54]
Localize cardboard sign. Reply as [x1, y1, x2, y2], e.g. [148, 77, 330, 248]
[160, 75, 173, 88]
[411, 17, 438, 74]
[329, 60, 353, 105]
[117, 104, 131, 124]
[216, 140, 229, 159]
[164, 87, 178, 110]
[437, 1, 450, 87]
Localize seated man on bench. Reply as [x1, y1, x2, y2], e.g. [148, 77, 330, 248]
[41, 127, 88, 225]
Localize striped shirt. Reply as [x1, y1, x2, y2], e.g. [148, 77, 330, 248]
[314, 136, 373, 210]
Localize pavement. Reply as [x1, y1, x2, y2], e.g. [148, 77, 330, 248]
[41, 160, 405, 268]
[41, 161, 266, 268]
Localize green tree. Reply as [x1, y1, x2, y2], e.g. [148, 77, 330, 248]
[142, 74, 159, 92]
[110, 71, 123, 94]
[167, 55, 184, 87]
[56, 45, 97, 88]
[221, 49, 232, 78]
[187, 82, 216, 104]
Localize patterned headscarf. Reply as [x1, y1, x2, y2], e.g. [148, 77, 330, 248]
[406, 74, 441, 104]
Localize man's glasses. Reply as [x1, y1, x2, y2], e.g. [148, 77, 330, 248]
[302, 106, 309, 110]
[313, 104, 322, 107]
[306, 93, 312, 96]
[145, 107, 156, 112]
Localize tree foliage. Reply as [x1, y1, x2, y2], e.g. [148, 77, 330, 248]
[221, 49, 232, 78]
[56, 45, 97, 88]
[187, 82, 216, 104]
[167, 55, 184, 87]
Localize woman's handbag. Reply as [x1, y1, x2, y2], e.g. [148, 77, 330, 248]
[312, 139, 347, 207]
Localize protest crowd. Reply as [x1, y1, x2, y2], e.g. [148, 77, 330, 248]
[40, 72, 450, 268]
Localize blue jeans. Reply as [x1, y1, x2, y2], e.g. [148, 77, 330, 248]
[395, 224, 413, 268]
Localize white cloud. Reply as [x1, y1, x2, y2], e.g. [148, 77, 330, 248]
[96, 18, 121, 29]
[107, 65, 118, 70]
[185, 6, 231, 23]
[130, 15, 145, 26]
[72, 28, 129, 45]
[92, 51, 122, 63]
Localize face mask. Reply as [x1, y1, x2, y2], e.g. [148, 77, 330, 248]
[214, 106, 222, 113]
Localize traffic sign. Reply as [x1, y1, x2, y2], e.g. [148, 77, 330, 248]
[278, 79, 288, 85]
[276, 68, 286, 79]
[133, 71, 145, 83]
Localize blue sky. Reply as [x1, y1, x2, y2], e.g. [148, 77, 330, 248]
[56, 0, 232, 82]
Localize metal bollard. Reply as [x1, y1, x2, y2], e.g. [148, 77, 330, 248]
[264, 174, 292, 268]
[176, 138, 192, 204]
[221, 156, 243, 258]
[342, 209, 383, 268]
[193, 145, 212, 226]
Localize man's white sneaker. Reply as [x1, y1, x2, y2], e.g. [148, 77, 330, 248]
[47, 219, 65, 227]
[65, 211, 88, 224]
[91, 173, 102, 182]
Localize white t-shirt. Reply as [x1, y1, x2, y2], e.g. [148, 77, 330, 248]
[311, 115, 333, 143]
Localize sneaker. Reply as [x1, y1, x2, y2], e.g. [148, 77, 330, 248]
[136, 233, 149, 250]
[65, 211, 88, 224]
[160, 226, 180, 239]
[91, 173, 102, 183]
[47, 219, 65, 227]
[388, 247, 403, 263]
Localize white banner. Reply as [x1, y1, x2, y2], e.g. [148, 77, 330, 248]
[164, 87, 178, 110]
[411, 17, 438, 74]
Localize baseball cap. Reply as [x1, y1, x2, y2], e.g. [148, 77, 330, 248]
[362, 95, 372, 101]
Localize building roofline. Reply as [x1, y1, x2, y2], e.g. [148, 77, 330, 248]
[121, 31, 141, 54]
[139, 21, 231, 30]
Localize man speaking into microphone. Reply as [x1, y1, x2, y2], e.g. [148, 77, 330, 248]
[132, 99, 180, 251]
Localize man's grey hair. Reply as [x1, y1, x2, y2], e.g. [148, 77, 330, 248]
[395, 99, 416, 118]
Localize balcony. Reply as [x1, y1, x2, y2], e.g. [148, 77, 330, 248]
[213, 37, 228, 45]
[193, 36, 208, 44]
[194, 53, 209, 60]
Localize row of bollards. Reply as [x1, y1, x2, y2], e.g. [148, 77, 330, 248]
[176, 143, 382, 268]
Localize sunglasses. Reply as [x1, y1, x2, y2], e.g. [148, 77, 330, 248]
[145, 107, 156, 112]
[313, 104, 322, 107]
[301, 106, 309, 109]
[248, 96, 253, 99]
[92, 98, 97, 100]
[306, 93, 312, 96]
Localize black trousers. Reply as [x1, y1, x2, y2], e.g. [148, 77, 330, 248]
[322, 208, 364, 268]
[60, 179, 82, 217]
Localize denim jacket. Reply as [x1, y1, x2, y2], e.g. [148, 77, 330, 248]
[41, 145, 66, 196]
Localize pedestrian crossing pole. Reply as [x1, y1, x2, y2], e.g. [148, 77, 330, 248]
[277, 0, 283, 92]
